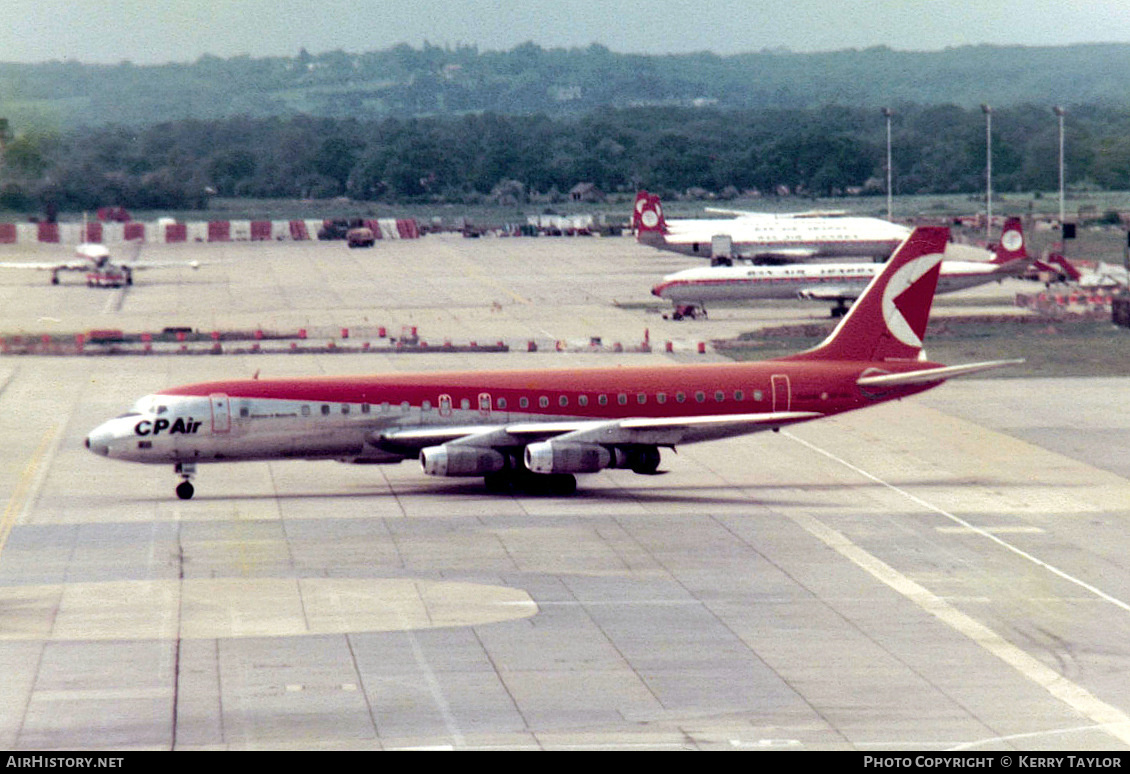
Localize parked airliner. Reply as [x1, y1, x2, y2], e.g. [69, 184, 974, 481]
[653, 218, 1028, 318]
[633, 191, 998, 266]
[86, 226, 1019, 499]
[0, 242, 200, 286]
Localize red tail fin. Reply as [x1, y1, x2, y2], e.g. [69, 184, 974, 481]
[991, 217, 1027, 265]
[786, 227, 948, 363]
[635, 192, 667, 235]
[632, 190, 650, 230]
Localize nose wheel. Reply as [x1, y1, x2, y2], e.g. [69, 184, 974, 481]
[174, 462, 196, 500]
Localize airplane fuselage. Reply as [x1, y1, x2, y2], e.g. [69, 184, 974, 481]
[639, 216, 909, 261]
[85, 360, 938, 467]
[652, 258, 1016, 306]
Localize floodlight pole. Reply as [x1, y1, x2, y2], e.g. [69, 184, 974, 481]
[882, 107, 893, 221]
[982, 104, 992, 238]
[1054, 105, 1066, 250]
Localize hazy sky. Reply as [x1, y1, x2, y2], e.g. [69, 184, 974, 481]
[5, 0, 1129, 64]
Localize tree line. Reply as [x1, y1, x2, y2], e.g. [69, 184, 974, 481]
[6, 43, 1130, 129]
[2, 103, 1130, 214]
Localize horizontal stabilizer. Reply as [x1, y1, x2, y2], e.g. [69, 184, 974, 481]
[856, 359, 1024, 388]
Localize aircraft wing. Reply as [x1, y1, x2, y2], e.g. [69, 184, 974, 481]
[705, 207, 850, 219]
[121, 259, 203, 271]
[373, 411, 822, 453]
[748, 247, 819, 261]
[0, 260, 89, 272]
[797, 286, 861, 302]
[856, 360, 1025, 388]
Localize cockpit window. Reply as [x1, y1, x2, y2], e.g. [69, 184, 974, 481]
[116, 412, 142, 419]
[155, 405, 168, 414]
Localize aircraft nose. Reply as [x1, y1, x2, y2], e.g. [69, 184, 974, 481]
[85, 423, 113, 456]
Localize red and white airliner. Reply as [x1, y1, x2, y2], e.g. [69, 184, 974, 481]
[86, 227, 1019, 499]
[633, 191, 1001, 266]
[633, 190, 911, 264]
[653, 218, 1028, 318]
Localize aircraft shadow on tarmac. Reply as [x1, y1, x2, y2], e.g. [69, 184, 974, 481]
[127, 474, 1079, 508]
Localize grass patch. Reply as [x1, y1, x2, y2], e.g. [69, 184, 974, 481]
[718, 318, 1130, 377]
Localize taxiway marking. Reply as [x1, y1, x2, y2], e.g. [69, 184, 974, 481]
[0, 424, 59, 559]
[782, 430, 1130, 746]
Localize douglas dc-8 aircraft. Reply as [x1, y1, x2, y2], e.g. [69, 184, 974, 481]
[86, 227, 1019, 499]
[0, 242, 201, 287]
[653, 218, 1028, 318]
[633, 191, 997, 265]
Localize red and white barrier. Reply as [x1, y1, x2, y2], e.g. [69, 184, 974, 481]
[0, 217, 420, 244]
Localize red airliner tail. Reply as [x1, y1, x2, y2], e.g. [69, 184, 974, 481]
[634, 191, 668, 237]
[991, 217, 1027, 265]
[787, 227, 948, 363]
[632, 190, 650, 231]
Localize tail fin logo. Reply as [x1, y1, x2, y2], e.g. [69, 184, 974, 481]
[881, 252, 945, 349]
[1001, 227, 1023, 253]
[993, 217, 1026, 264]
[638, 195, 663, 230]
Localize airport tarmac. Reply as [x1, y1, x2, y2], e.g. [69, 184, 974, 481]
[1, 234, 1129, 750]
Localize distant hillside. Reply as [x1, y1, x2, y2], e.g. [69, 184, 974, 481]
[4, 42, 1130, 129]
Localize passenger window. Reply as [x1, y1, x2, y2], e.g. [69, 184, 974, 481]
[559, 395, 569, 407]
[753, 390, 763, 402]
[676, 392, 686, 403]
[422, 400, 432, 411]
[361, 403, 370, 414]
[539, 396, 549, 408]
[497, 397, 507, 409]
[617, 394, 628, 405]
[735, 390, 744, 401]
[578, 395, 588, 407]
[519, 397, 529, 409]
[598, 395, 608, 406]
[715, 391, 724, 402]
[301, 405, 311, 417]
[321, 405, 330, 415]
[657, 393, 667, 404]
[239, 406, 250, 418]
[341, 404, 350, 414]
[695, 391, 706, 403]
[637, 393, 646, 404]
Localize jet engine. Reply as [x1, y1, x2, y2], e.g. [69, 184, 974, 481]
[420, 445, 506, 477]
[524, 442, 611, 474]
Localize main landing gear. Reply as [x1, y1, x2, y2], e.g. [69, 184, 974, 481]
[483, 469, 578, 495]
[667, 304, 706, 321]
[175, 462, 196, 500]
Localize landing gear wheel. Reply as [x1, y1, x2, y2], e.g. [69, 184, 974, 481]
[484, 471, 513, 493]
[630, 447, 662, 475]
[175, 481, 195, 500]
[544, 473, 577, 495]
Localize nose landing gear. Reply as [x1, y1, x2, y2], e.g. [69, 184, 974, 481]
[175, 462, 196, 500]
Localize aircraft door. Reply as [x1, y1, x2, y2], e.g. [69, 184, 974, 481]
[209, 393, 231, 434]
[771, 375, 791, 412]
